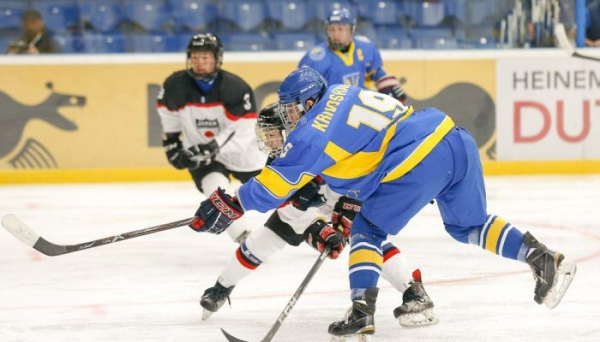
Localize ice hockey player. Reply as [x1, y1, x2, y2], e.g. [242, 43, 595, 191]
[198, 103, 438, 328]
[299, 7, 406, 103]
[189, 66, 576, 340]
[157, 32, 267, 242]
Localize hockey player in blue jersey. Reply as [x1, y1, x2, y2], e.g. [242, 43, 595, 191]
[189, 66, 577, 340]
[300, 7, 406, 103]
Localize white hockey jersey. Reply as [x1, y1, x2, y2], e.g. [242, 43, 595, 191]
[157, 69, 267, 171]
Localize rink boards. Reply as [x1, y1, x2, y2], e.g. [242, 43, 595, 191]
[1, 49, 599, 183]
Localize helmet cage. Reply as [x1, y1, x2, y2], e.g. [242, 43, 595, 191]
[256, 103, 287, 157]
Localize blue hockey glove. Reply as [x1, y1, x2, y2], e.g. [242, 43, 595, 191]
[190, 188, 244, 234]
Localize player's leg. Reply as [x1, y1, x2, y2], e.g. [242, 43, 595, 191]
[380, 242, 438, 327]
[200, 225, 287, 319]
[437, 127, 576, 309]
[330, 139, 456, 340]
[201, 205, 321, 319]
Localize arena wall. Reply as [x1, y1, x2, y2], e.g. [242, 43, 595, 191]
[1, 49, 599, 183]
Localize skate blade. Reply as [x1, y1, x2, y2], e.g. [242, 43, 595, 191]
[543, 261, 577, 310]
[398, 308, 439, 328]
[202, 309, 215, 321]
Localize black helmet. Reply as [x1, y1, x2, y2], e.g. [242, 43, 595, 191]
[256, 103, 287, 158]
[186, 33, 223, 80]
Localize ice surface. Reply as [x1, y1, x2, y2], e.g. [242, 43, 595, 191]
[1, 176, 599, 342]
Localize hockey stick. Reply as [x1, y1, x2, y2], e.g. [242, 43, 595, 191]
[1, 214, 194, 257]
[221, 247, 331, 342]
[554, 23, 600, 62]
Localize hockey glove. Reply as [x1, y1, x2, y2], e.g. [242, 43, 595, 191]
[376, 75, 407, 103]
[189, 140, 219, 166]
[303, 219, 344, 260]
[163, 134, 200, 170]
[190, 187, 244, 234]
[331, 196, 362, 238]
[289, 176, 326, 211]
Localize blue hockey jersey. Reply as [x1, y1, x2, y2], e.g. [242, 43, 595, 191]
[299, 37, 386, 88]
[237, 85, 455, 213]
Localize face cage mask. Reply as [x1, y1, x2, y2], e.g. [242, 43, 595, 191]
[186, 53, 220, 82]
[256, 123, 287, 158]
[278, 101, 305, 132]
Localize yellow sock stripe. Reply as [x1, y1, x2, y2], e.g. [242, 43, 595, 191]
[254, 167, 315, 199]
[485, 216, 509, 253]
[382, 116, 455, 183]
[349, 249, 384, 269]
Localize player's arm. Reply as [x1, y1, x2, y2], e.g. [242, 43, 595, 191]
[157, 78, 199, 170]
[237, 136, 332, 213]
[366, 45, 407, 103]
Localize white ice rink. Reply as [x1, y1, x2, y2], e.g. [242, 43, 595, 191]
[1, 175, 599, 342]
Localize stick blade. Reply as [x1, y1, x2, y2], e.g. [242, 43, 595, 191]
[1, 214, 66, 256]
[221, 328, 251, 342]
[2, 214, 40, 247]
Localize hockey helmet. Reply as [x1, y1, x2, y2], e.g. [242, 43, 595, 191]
[256, 103, 287, 158]
[277, 66, 328, 131]
[325, 7, 356, 50]
[186, 33, 223, 80]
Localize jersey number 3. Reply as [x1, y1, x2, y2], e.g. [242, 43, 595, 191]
[346, 90, 408, 132]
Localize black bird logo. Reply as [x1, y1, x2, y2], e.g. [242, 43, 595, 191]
[0, 82, 86, 168]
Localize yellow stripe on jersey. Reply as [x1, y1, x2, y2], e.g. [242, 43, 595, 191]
[333, 41, 355, 66]
[382, 116, 455, 183]
[322, 120, 398, 179]
[255, 167, 315, 199]
[485, 216, 508, 253]
[349, 249, 384, 268]
[322, 107, 415, 179]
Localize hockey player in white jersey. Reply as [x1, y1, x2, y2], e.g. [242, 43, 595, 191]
[198, 103, 438, 328]
[157, 33, 268, 242]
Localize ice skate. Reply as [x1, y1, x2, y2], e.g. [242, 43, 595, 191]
[393, 269, 438, 328]
[523, 232, 577, 309]
[329, 287, 378, 342]
[200, 281, 234, 320]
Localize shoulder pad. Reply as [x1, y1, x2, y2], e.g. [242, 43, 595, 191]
[308, 46, 327, 61]
[354, 35, 372, 43]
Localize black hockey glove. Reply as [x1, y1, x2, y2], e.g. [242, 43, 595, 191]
[331, 196, 362, 239]
[189, 140, 219, 166]
[289, 176, 326, 211]
[190, 187, 244, 234]
[163, 134, 200, 170]
[303, 219, 344, 260]
[376, 75, 407, 103]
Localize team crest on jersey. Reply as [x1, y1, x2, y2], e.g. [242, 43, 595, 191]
[196, 118, 219, 129]
[343, 72, 360, 86]
[309, 47, 326, 61]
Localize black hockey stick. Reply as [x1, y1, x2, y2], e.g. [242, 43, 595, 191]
[221, 247, 331, 342]
[1, 214, 194, 257]
[554, 23, 600, 62]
